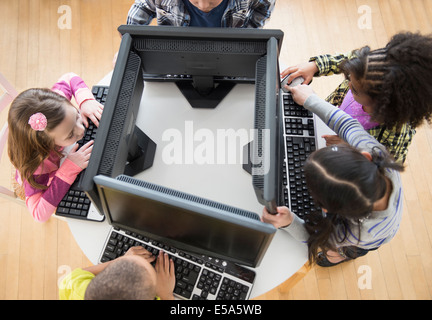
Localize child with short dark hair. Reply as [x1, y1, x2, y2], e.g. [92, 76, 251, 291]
[59, 246, 175, 300]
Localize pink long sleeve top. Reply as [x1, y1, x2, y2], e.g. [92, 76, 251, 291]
[19, 73, 95, 222]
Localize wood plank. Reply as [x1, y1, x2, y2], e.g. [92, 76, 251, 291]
[0, 0, 432, 300]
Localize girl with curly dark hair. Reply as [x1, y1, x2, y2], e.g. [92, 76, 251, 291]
[282, 32, 432, 163]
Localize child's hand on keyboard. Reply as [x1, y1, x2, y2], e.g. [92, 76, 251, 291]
[155, 252, 175, 300]
[80, 99, 104, 127]
[125, 246, 156, 263]
[67, 140, 94, 169]
[322, 134, 346, 146]
[286, 84, 315, 106]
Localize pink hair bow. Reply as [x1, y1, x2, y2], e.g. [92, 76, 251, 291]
[28, 112, 48, 131]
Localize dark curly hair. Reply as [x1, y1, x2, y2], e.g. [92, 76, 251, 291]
[340, 32, 432, 129]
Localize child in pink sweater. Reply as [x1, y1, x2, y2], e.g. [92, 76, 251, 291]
[8, 73, 104, 222]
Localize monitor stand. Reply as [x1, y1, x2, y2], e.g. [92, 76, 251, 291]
[242, 142, 253, 175]
[124, 126, 157, 176]
[175, 76, 236, 109]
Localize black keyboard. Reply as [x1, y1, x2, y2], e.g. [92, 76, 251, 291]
[55, 86, 109, 221]
[281, 93, 321, 219]
[100, 228, 256, 300]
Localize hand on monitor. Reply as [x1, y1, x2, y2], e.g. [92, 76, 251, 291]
[261, 206, 295, 229]
[280, 62, 318, 85]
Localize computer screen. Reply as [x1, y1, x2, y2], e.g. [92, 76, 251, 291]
[243, 37, 283, 214]
[82, 25, 284, 218]
[117, 25, 283, 109]
[94, 175, 276, 267]
[80, 33, 157, 213]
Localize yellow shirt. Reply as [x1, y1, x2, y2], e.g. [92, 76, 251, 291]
[59, 268, 95, 300]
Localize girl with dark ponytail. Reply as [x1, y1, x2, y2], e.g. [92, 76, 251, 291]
[262, 85, 404, 267]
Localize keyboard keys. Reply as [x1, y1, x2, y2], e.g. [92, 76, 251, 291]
[217, 277, 249, 300]
[55, 86, 109, 220]
[100, 230, 253, 300]
[282, 93, 320, 219]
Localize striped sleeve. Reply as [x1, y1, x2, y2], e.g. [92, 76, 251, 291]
[303, 94, 403, 249]
[331, 170, 403, 249]
[51, 72, 95, 108]
[24, 159, 82, 222]
[304, 94, 387, 155]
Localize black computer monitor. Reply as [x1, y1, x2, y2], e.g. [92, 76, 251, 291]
[82, 26, 284, 216]
[80, 33, 157, 213]
[94, 175, 276, 267]
[117, 25, 284, 109]
[243, 37, 282, 214]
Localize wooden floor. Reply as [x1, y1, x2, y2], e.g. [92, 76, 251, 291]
[0, 0, 431, 300]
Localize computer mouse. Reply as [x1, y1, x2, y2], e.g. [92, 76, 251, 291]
[281, 75, 305, 92]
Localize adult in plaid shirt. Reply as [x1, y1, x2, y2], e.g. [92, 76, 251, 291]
[127, 0, 275, 28]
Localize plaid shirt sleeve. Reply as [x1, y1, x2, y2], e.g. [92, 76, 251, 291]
[224, 0, 275, 28]
[308, 53, 354, 107]
[309, 53, 352, 76]
[368, 124, 415, 164]
[127, 0, 157, 25]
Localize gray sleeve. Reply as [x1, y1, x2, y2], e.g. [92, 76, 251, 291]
[303, 94, 387, 155]
[280, 94, 389, 243]
[280, 214, 309, 243]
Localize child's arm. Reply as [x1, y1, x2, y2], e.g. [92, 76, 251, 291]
[24, 141, 93, 222]
[24, 158, 83, 222]
[51, 72, 95, 107]
[83, 246, 155, 275]
[289, 85, 387, 154]
[308, 52, 354, 77]
[51, 73, 103, 127]
[281, 52, 355, 85]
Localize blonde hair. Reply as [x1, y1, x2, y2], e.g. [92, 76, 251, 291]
[8, 88, 72, 190]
